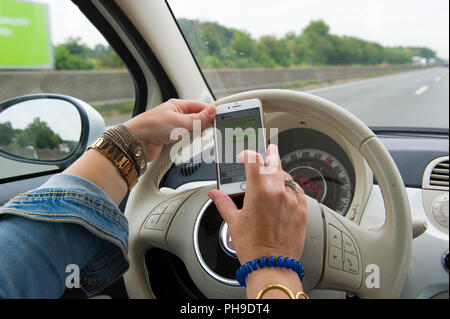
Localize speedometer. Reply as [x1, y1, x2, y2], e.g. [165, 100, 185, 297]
[281, 148, 353, 215]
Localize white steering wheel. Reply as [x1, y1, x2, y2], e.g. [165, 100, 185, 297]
[123, 89, 412, 299]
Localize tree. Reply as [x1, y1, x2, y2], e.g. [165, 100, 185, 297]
[91, 44, 124, 69]
[260, 36, 291, 67]
[301, 20, 334, 65]
[174, 18, 439, 68]
[54, 37, 95, 70]
[0, 121, 14, 145]
[384, 47, 416, 64]
[17, 118, 62, 150]
[410, 47, 436, 59]
[229, 30, 259, 68]
[303, 20, 330, 37]
[362, 42, 384, 65]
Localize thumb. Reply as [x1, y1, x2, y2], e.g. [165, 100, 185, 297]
[208, 189, 239, 225]
[184, 105, 216, 129]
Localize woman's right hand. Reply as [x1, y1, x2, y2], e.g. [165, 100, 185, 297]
[208, 144, 307, 264]
[208, 144, 308, 298]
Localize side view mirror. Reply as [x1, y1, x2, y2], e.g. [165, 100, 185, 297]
[0, 94, 104, 177]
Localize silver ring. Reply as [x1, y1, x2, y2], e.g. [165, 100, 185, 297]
[285, 179, 299, 193]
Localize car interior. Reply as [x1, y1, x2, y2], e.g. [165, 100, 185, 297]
[0, 0, 448, 299]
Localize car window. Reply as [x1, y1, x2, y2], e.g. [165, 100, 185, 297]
[0, 0, 136, 180]
[168, 0, 449, 130]
[0, 0, 135, 126]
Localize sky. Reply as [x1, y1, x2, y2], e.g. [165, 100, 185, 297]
[0, 99, 81, 141]
[37, 0, 449, 59]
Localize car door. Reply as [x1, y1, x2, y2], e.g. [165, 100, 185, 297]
[0, 0, 147, 206]
[0, 0, 175, 298]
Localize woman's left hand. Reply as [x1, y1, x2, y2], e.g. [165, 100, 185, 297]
[124, 99, 216, 161]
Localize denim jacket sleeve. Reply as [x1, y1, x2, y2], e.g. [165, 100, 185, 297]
[0, 173, 129, 298]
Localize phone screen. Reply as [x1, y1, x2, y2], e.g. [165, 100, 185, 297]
[215, 107, 266, 185]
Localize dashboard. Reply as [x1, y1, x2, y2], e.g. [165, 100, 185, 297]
[162, 127, 357, 216]
[277, 128, 355, 216]
[156, 111, 449, 299]
[162, 111, 373, 222]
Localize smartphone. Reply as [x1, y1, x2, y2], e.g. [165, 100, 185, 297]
[213, 98, 267, 196]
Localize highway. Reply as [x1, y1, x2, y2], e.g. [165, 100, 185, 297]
[104, 67, 449, 130]
[306, 67, 449, 130]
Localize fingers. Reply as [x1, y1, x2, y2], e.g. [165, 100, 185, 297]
[179, 107, 216, 130]
[170, 99, 214, 115]
[208, 189, 239, 225]
[170, 99, 216, 129]
[280, 170, 307, 207]
[237, 150, 265, 186]
[264, 144, 282, 174]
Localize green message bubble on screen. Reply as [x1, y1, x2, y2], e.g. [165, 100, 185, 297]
[0, 0, 53, 69]
[224, 115, 259, 128]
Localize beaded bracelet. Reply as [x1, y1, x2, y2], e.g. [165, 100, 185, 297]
[236, 256, 305, 287]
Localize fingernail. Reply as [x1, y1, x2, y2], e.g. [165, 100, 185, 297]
[236, 152, 244, 163]
[207, 105, 216, 116]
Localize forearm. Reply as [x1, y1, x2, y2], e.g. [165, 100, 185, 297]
[64, 149, 128, 206]
[0, 216, 104, 298]
[63, 100, 216, 206]
[246, 268, 303, 299]
[0, 173, 130, 297]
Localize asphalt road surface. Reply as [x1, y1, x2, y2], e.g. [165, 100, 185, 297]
[306, 66, 449, 130]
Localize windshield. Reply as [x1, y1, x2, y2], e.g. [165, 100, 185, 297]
[168, 0, 449, 130]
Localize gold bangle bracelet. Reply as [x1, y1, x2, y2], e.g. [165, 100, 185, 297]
[256, 284, 309, 299]
[256, 284, 295, 299]
[86, 137, 139, 190]
[295, 291, 310, 299]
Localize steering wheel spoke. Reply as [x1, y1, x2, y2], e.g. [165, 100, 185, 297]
[139, 191, 196, 250]
[317, 205, 365, 292]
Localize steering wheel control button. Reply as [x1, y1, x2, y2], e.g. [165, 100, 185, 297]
[344, 252, 359, 274]
[165, 199, 182, 215]
[329, 225, 343, 249]
[152, 203, 169, 215]
[328, 245, 344, 270]
[155, 214, 171, 231]
[240, 182, 246, 191]
[145, 214, 161, 230]
[342, 233, 357, 255]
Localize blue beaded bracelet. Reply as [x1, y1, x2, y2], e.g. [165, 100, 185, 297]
[236, 256, 305, 287]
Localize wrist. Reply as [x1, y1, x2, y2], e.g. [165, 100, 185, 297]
[236, 256, 304, 287]
[124, 118, 161, 162]
[246, 267, 303, 299]
[65, 149, 128, 206]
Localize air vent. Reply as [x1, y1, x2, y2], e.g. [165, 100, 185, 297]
[430, 160, 449, 188]
[181, 162, 201, 176]
[423, 156, 449, 190]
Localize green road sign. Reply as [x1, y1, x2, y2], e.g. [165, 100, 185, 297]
[0, 0, 53, 69]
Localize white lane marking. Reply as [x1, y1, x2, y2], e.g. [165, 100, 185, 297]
[414, 85, 429, 95]
[305, 70, 416, 94]
[435, 77, 441, 82]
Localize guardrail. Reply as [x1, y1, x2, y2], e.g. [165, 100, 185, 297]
[0, 70, 135, 104]
[0, 65, 427, 103]
[203, 65, 428, 97]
